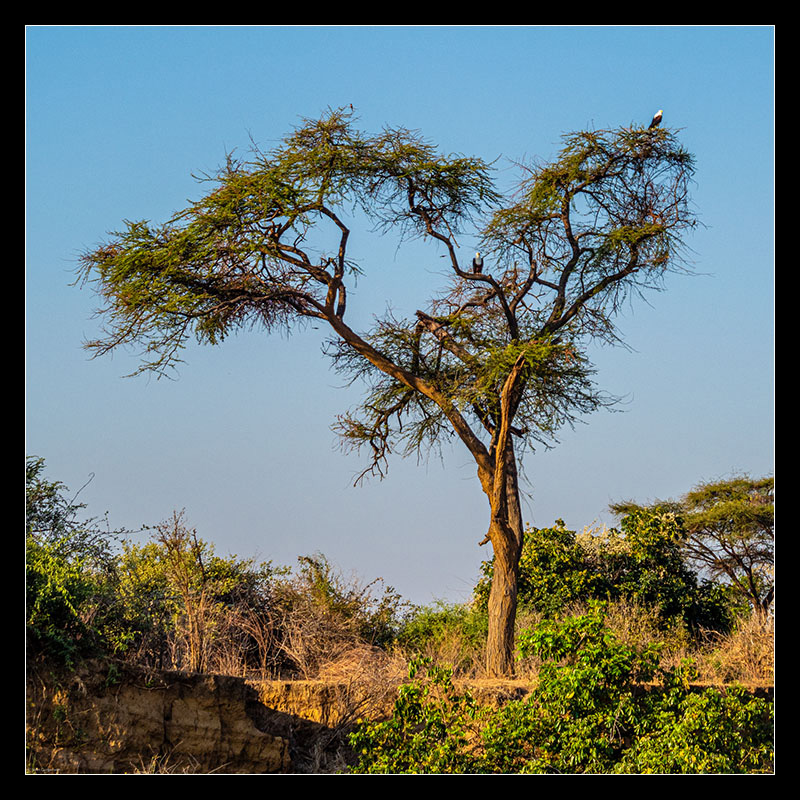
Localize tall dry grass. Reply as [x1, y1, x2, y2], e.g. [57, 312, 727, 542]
[512, 600, 773, 686]
[693, 612, 774, 686]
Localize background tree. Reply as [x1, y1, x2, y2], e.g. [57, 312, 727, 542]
[611, 475, 774, 616]
[77, 108, 697, 675]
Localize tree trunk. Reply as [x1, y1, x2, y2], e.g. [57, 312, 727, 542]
[485, 447, 525, 677]
[485, 528, 521, 676]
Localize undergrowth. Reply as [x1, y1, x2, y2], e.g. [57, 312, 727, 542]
[26, 458, 774, 774]
[348, 604, 774, 774]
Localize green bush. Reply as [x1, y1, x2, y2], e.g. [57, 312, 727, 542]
[615, 684, 774, 774]
[26, 457, 120, 664]
[348, 604, 773, 774]
[348, 658, 484, 774]
[604, 509, 736, 633]
[26, 459, 289, 674]
[26, 460, 405, 678]
[111, 513, 286, 673]
[395, 601, 488, 674]
[26, 533, 103, 664]
[474, 520, 593, 618]
[475, 512, 736, 634]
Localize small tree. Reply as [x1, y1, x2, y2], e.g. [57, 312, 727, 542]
[77, 108, 697, 675]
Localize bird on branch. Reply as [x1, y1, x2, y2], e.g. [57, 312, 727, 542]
[472, 252, 484, 274]
[648, 109, 663, 129]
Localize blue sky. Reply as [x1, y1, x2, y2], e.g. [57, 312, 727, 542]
[25, 26, 774, 606]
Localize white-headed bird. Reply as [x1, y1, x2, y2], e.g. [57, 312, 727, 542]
[648, 109, 663, 129]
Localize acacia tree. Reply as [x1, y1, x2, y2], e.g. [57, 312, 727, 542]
[77, 108, 696, 675]
[612, 476, 774, 616]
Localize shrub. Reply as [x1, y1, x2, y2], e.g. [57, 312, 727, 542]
[475, 512, 737, 635]
[614, 684, 774, 774]
[474, 520, 592, 618]
[348, 604, 774, 774]
[26, 459, 404, 680]
[26, 461, 288, 677]
[112, 512, 288, 676]
[395, 602, 488, 677]
[26, 533, 104, 664]
[25, 457, 120, 664]
[273, 553, 407, 678]
[348, 657, 486, 774]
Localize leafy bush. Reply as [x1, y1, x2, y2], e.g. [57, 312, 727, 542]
[474, 520, 592, 618]
[348, 658, 484, 774]
[612, 475, 774, 616]
[26, 459, 409, 678]
[614, 684, 774, 774]
[475, 512, 736, 635]
[349, 604, 773, 774]
[111, 512, 286, 675]
[26, 457, 121, 664]
[26, 534, 104, 664]
[395, 601, 488, 676]
[602, 508, 737, 633]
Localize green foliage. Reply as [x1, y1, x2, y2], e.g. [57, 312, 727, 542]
[615, 684, 774, 774]
[25, 457, 120, 664]
[614, 476, 774, 615]
[397, 602, 488, 650]
[475, 519, 593, 618]
[26, 460, 287, 673]
[348, 658, 485, 774]
[484, 605, 664, 773]
[475, 511, 735, 634]
[395, 601, 488, 674]
[110, 521, 254, 667]
[349, 605, 773, 774]
[106, 513, 291, 673]
[26, 461, 406, 677]
[26, 533, 102, 664]
[599, 508, 735, 632]
[109, 539, 175, 659]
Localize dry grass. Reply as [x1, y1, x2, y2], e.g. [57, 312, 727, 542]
[196, 589, 774, 694]
[511, 600, 774, 687]
[693, 613, 774, 686]
[316, 645, 409, 723]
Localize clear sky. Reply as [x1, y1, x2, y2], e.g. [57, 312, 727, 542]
[25, 25, 774, 606]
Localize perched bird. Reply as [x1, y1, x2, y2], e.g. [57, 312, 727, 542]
[648, 109, 663, 129]
[472, 252, 484, 274]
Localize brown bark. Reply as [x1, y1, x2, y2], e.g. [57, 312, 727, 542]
[485, 523, 522, 676]
[484, 444, 525, 677]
